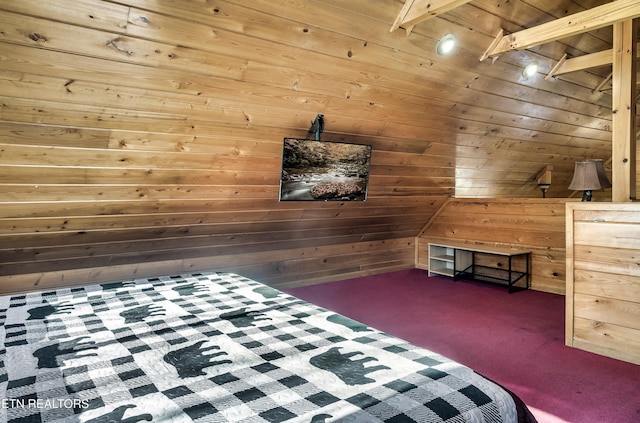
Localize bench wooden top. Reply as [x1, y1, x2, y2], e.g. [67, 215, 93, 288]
[427, 240, 530, 256]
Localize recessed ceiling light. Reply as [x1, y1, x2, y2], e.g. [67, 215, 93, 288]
[436, 34, 456, 55]
[522, 61, 539, 79]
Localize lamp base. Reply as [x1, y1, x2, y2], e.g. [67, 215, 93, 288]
[538, 183, 550, 198]
[581, 190, 592, 202]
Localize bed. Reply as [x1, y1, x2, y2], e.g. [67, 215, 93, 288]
[0, 271, 537, 422]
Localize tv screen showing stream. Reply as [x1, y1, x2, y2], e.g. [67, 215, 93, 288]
[279, 138, 372, 201]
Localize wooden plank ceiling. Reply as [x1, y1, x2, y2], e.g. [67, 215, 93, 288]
[0, 0, 636, 289]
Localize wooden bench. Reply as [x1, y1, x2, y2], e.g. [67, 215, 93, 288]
[427, 240, 530, 293]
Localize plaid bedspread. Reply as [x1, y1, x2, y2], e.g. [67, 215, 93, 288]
[0, 272, 526, 422]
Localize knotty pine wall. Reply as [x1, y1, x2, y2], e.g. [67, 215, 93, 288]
[566, 203, 640, 365]
[0, 0, 623, 294]
[0, 1, 455, 294]
[0, 119, 449, 294]
[417, 198, 579, 294]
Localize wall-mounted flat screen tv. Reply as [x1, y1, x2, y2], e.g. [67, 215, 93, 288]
[279, 137, 372, 201]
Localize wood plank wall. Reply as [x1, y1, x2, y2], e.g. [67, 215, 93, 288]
[416, 198, 576, 294]
[566, 202, 640, 365]
[0, 0, 455, 295]
[0, 0, 623, 295]
[0, 119, 442, 295]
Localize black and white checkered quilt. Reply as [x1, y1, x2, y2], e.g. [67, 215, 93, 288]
[0, 272, 533, 422]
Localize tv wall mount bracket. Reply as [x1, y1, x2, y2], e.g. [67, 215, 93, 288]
[309, 114, 324, 141]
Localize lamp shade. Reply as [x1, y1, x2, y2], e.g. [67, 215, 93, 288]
[568, 159, 611, 191]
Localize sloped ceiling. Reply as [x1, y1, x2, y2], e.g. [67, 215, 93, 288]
[2, 0, 626, 199]
[385, 0, 627, 198]
[390, 0, 638, 198]
[0, 0, 636, 287]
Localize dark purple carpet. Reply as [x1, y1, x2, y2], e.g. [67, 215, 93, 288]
[286, 269, 640, 423]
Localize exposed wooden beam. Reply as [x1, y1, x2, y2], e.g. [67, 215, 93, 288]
[390, 0, 417, 35]
[390, 0, 472, 33]
[593, 73, 613, 93]
[545, 54, 567, 80]
[480, 0, 640, 61]
[479, 30, 504, 62]
[546, 44, 640, 78]
[611, 20, 637, 202]
[548, 50, 612, 77]
[591, 73, 640, 93]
